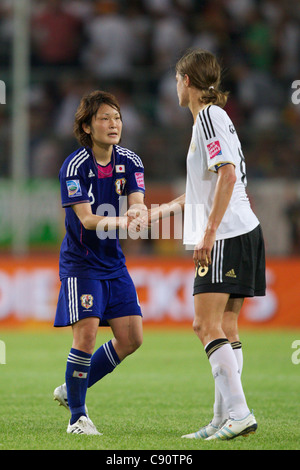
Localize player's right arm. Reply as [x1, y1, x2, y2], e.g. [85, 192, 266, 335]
[72, 202, 130, 231]
[133, 193, 185, 230]
[147, 193, 185, 223]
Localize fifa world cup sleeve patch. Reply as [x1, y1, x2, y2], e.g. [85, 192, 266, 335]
[207, 140, 222, 159]
[134, 172, 145, 189]
[66, 179, 82, 197]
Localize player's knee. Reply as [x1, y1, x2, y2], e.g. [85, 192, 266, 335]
[128, 336, 143, 354]
[72, 333, 97, 355]
[192, 319, 213, 345]
[130, 335, 144, 355]
[117, 335, 143, 358]
[193, 319, 204, 338]
[73, 342, 94, 355]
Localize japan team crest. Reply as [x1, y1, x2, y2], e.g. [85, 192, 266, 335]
[80, 294, 94, 310]
[115, 178, 126, 195]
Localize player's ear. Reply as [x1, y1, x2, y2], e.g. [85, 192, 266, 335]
[82, 122, 91, 134]
[184, 74, 190, 87]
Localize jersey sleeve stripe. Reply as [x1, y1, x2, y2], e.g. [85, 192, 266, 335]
[66, 148, 86, 177]
[202, 108, 213, 139]
[127, 154, 144, 168]
[199, 113, 209, 140]
[115, 145, 144, 168]
[199, 105, 216, 140]
[206, 106, 216, 138]
[66, 149, 90, 177]
[73, 154, 90, 176]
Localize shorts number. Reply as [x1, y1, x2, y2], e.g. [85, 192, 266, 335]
[195, 265, 209, 277]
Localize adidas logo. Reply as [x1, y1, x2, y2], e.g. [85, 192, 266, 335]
[225, 269, 237, 278]
[88, 169, 95, 177]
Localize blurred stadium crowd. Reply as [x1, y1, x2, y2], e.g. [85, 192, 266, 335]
[0, 0, 300, 183]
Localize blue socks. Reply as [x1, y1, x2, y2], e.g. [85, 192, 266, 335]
[66, 348, 91, 425]
[88, 340, 120, 388]
[66, 341, 120, 424]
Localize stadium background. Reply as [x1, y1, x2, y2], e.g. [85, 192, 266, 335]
[0, 0, 300, 329]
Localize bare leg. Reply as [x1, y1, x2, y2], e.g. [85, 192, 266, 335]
[72, 317, 100, 354]
[222, 297, 244, 343]
[193, 292, 229, 346]
[108, 315, 143, 361]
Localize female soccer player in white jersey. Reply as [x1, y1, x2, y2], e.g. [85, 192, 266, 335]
[142, 49, 266, 440]
[53, 90, 146, 435]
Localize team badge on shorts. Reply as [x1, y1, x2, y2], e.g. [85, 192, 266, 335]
[80, 294, 94, 310]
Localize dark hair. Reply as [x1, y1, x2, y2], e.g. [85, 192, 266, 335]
[73, 90, 122, 148]
[176, 49, 229, 108]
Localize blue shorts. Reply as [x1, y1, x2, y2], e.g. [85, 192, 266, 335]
[54, 270, 142, 327]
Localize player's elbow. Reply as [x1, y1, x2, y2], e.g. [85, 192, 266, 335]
[82, 222, 94, 231]
[81, 216, 96, 231]
[227, 172, 237, 187]
[72, 204, 96, 230]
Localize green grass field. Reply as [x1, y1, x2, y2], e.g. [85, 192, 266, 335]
[0, 327, 299, 451]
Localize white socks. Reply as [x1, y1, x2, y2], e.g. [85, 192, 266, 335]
[205, 338, 249, 421]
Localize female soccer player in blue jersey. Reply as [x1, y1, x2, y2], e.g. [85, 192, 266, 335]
[53, 90, 146, 435]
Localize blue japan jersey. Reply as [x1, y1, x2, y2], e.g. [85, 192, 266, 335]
[58, 145, 145, 280]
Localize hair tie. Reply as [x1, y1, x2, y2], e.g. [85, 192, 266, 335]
[209, 85, 214, 90]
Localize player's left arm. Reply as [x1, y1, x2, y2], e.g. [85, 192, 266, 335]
[193, 163, 236, 267]
[194, 107, 237, 266]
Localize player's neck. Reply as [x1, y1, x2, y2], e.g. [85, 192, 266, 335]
[190, 103, 213, 123]
[92, 143, 113, 166]
[189, 91, 213, 123]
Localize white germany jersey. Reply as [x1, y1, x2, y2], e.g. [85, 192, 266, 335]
[183, 104, 259, 246]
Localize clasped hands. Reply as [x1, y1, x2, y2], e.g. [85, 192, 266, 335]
[123, 204, 155, 235]
[123, 204, 215, 269]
